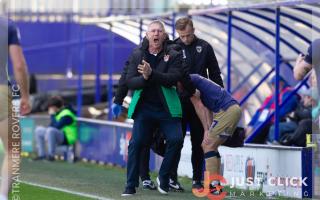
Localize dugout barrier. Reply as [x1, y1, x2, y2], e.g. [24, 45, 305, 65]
[21, 115, 160, 172]
[20, 115, 318, 199]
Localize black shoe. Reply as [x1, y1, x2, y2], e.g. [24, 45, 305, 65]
[121, 187, 136, 196]
[47, 156, 55, 161]
[192, 180, 204, 190]
[169, 179, 184, 192]
[142, 180, 156, 190]
[32, 156, 45, 161]
[156, 177, 168, 195]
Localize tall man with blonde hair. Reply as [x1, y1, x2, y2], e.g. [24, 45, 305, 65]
[170, 17, 224, 191]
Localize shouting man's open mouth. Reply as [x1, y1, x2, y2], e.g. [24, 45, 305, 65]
[154, 38, 159, 44]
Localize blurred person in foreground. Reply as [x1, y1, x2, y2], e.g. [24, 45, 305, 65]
[294, 39, 320, 93]
[294, 39, 320, 132]
[0, 17, 31, 200]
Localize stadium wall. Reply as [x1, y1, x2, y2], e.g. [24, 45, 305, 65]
[9, 22, 136, 75]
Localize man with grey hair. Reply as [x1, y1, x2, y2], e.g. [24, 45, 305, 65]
[0, 17, 31, 200]
[121, 20, 186, 196]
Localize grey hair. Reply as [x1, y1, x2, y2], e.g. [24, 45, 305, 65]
[147, 20, 166, 31]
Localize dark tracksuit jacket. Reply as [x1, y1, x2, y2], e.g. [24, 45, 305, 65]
[174, 36, 224, 88]
[126, 41, 184, 118]
[114, 37, 195, 106]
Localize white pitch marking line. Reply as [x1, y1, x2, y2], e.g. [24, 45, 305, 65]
[20, 180, 113, 200]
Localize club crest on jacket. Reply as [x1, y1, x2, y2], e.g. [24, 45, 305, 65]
[196, 46, 202, 53]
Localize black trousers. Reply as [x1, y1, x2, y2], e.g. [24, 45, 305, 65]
[139, 128, 164, 181]
[139, 146, 151, 181]
[126, 106, 183, 189]
[171, 100, 204, 182]
[291, 119, 313, 147]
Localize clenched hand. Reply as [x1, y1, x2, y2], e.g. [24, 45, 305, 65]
[138, 60, 152, 80]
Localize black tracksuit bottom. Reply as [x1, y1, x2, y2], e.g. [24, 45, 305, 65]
[170, 100, 205, 182]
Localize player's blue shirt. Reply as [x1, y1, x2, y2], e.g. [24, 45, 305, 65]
[8, 20, 21, 46]
[0, 17, 21, 84]
[190, 74, 238, 112]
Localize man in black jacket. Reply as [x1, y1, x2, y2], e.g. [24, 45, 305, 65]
[112, 45, 156, 191]
[170, 17, 224, 191]
[114, 35, 196, 192]
[113, 36, 187, 191]
[121, 20, 187, 196]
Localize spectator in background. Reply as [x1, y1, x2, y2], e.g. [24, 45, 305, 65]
[33, 96, 77, 161]
[0, 17, 31, 200]
[245, 75, 299, 143]
[281, 88, 319, 146]
[267, 87, 312, 145]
